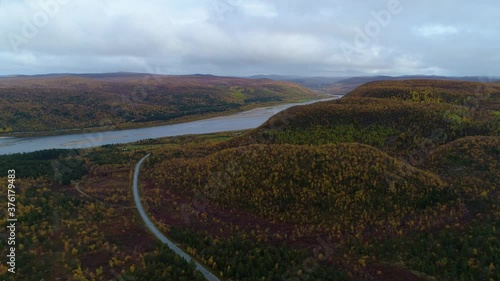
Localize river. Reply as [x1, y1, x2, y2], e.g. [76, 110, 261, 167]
[0, 97, 338, 155]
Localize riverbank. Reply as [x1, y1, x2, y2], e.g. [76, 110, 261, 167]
[1, 96, 336, 139]
[0, 96, 340, 155]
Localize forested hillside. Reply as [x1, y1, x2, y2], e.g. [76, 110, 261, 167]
[1, 79, 498, 280]
[229, 79, 499, 163]
[141, 79, 499, 280]
[0, 74, 319, 134]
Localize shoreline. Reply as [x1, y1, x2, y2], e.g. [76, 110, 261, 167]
[1, 96, 338, 139]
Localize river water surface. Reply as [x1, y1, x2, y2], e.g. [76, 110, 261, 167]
[0, 98, 338, 155]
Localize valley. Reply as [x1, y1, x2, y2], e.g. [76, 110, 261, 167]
[0, 79, 498, 280]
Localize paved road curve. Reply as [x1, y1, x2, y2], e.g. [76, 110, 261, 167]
[132, 154, 220, 281]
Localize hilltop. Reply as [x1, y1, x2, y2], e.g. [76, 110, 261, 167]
[225, 79, 499, 162]
[140, 79, 498, 280]
[252, 74, 500, 95]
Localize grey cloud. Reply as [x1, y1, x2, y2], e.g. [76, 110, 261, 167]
[0, 0, 499, 76]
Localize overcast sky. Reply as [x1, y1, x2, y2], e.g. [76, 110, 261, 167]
[1, 0, 499, 77]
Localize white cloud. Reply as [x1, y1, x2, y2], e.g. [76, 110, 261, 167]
[415, 25, 459, 37]
[239, 1, 278, 18]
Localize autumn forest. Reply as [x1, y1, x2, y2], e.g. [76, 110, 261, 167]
[0, 78, 499, 281]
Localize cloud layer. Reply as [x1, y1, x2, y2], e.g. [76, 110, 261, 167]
[1, 0, 499, 76]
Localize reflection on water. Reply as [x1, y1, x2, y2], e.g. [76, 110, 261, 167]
[0, 98, 338, 155]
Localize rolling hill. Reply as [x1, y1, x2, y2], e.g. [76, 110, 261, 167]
[0, 73, 320, 135]
[226, 79, 499, 163]
[252, 74, 500, 95]
[139, 79, 499, 280]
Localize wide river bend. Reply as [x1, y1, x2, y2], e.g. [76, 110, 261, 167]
[0, 97, 338, 155]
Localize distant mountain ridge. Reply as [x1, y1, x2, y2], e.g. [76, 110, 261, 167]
[3, 72, 499, 95]
[3, 72, 233, 80]
[249, 74, 500, 94]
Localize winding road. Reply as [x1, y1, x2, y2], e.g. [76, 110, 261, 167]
[132, 154, 220, 281]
